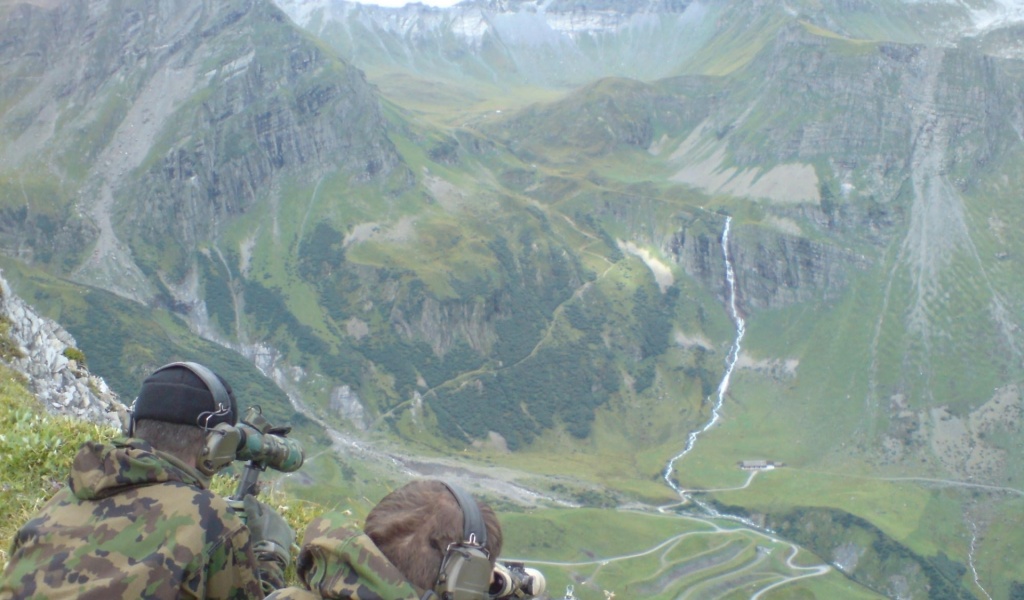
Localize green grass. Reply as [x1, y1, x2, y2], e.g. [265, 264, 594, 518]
[974, 497, 1024, 599]
[685, 11, 788, 76]
[0, 366, 120, 567]
[372, 69, 566, 128]
[0, 365, 900, 599]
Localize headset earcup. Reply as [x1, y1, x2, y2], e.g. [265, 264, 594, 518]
[434, 483, 492, 599]
[196, 423, 242, 476]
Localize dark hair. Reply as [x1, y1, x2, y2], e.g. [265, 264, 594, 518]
[134, 419, 207, 463]
[364, 480, 503, 590]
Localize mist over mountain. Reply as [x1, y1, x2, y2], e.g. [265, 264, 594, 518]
[3, 0, 1024, 596]
[274, 0, 1024, 87]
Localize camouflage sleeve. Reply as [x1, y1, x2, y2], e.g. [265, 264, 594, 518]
[255, 548, 288, 594]
[201, 522, 266, 600]
[287, 513, 422, 600]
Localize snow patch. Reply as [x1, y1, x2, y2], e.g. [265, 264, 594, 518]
[901, 0, 1024, 33]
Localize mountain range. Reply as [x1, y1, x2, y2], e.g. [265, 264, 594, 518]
[2, 0, 1024, 597]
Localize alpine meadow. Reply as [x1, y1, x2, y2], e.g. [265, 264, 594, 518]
[1, 0, 1024, 597]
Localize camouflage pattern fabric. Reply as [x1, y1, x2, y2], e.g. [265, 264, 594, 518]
[266, 511, 423, 600]
[0, 438, 265, 600]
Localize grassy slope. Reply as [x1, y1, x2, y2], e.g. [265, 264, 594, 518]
[0, 365, 117, 568]
[0, 352, 885, 598]
[499, 508, 884, 599]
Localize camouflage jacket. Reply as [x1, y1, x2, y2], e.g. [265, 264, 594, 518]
[265, 512, 422, 600]
[0, 438, 265, 600]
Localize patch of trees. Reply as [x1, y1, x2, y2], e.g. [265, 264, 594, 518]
[298, 223, 346, 281]
[242, 278, 360, 384]
[243, 279, 302, 339]
[633, 285, 675, 360]
[766, 507, 974, 599]
[489, 234, 578, 365]
[199, 252, 236, 337]
[429, 343, 618, 449]
[573, 211, 623, 262]
[297, 222, 363, 324]
[681, 346, 718, 399]
[427, 137, 459, 165]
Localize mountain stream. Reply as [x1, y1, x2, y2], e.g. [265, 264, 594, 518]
[659, 216, 767, 530]
[662, 216, 745, 497]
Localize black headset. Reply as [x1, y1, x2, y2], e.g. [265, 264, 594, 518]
[428, 482, 494, 600]
[177, 361, 233, 429]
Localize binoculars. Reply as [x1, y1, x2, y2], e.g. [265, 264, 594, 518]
[199, 406, 304, 477]
[235, 420, 305, 472]
[492, 561, 546, 599]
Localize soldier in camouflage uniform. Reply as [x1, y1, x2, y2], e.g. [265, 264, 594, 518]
[265, 512, 422, 600]
[267, 480, 503, 600]
[0, 362, 292, 600]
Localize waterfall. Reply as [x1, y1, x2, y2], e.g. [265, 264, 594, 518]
[663, 216, 746, 495]
[969, 520, 993, 600]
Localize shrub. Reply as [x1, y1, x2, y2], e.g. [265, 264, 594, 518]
[0, 316, 24, 361]
[62, 347, 86, 364]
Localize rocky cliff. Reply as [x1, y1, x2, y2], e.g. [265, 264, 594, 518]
[0, 0, 403, 299]
[0, 273, 122, 429]
[4, 0, 1022, 451]
[273, 0, 1024, 94]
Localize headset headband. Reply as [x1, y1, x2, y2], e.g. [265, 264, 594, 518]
[442, 482, 487, 547]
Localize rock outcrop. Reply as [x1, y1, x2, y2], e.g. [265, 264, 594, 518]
[0, 272, 123, 429]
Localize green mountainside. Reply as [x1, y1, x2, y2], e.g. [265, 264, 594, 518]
[3, 0, 1024, 597]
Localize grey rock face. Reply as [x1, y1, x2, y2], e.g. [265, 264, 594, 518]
[0, 272, 123, 428]
[0, 0, 403, 299]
